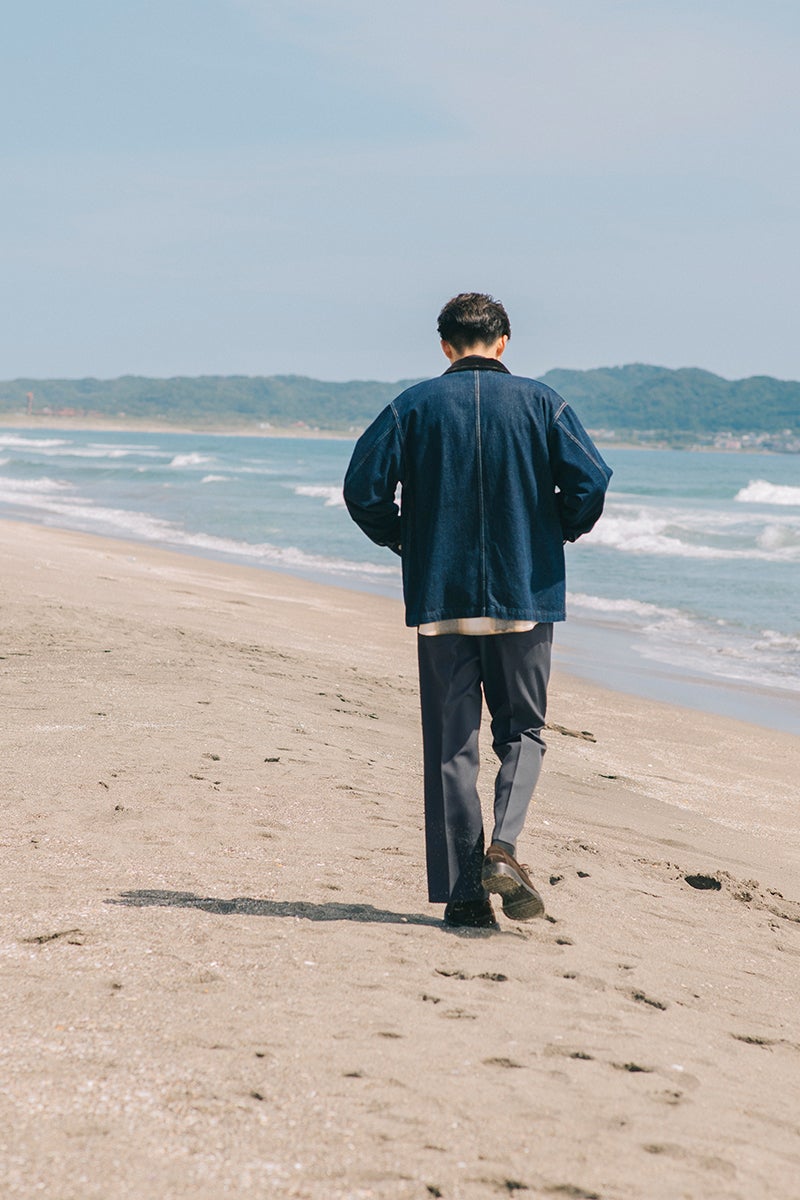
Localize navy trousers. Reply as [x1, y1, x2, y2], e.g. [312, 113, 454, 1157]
[417, 625, 552, 903]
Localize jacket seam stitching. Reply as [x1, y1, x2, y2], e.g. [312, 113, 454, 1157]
[474, 372, 486, 615]
[390, 401, 405, 472]
[389, 401, 404, 443]
[349, 415, 397, 475]
[556, 416, 609, 475]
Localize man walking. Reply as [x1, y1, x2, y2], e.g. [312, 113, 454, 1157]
[344, 294, 611, 928]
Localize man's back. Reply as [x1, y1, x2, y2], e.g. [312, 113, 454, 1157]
[344, 360, 611, 627]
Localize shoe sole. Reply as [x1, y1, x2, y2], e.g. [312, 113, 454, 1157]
[443, 916, 500, 930]
[482, 862, 545, 921]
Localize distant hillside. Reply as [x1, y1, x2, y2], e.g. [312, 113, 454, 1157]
[1, 364, 798, 443]
[0, 374, 417, 431]
[539, 364, 799, 437]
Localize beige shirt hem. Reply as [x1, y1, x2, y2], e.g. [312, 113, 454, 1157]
[417, 617, 537, 637]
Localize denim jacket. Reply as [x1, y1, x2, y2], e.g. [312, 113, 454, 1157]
[343, 359, 612, 627]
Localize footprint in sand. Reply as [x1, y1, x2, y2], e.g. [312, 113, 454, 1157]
[434, 967, 508, 983]
[628, 988, 668, 1011]
[544, 1183, 601, 1199]
[22, 928, 84, 946]
[642, 1144, 736, 1180]
[652, 1089, 685, 1105]
[544, 1045, 594, 1063]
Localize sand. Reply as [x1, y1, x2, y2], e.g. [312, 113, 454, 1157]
[1, 517, 798, 1200]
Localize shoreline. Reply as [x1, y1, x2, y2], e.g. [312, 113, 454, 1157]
[0, 492, 796, 735]
[555, 612, 800, 737]
[0, 415, 789, 453]
[0, 414, 356, 439]
[2, 417, 798, 734]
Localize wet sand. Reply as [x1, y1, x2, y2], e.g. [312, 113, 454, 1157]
[1, 518, 798, 1199]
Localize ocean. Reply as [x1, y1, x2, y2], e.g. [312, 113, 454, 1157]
[1, 427, 798, 734]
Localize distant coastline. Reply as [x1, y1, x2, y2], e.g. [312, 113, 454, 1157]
[1, 362, 798, 451]
[0, 411, 787, 453]
[0, 412, 354, 440]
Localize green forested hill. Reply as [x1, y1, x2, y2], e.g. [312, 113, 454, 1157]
[1, 364, 798, 440]
[539, 364, 799, 436]
[0, 374, 416, 431]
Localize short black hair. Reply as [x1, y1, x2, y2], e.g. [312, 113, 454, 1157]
[437, 293, 511, 354]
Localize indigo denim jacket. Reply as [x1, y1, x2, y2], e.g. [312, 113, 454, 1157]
[343, 359, 612, 627]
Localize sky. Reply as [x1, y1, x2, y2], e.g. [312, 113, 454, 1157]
[2, 0, 800, 382]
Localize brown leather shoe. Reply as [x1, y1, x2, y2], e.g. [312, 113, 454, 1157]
[443, 897, 499, 929]
[481, 843, 545, 920]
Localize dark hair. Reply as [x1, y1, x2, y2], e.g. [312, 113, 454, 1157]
[437, 292, 511, 353]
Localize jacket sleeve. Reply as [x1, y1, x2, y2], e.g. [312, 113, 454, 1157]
[549, 400, 613, 542]
[343, 403, 404, 554]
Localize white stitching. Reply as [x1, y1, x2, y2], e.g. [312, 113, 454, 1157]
[557, 416, 610, 476]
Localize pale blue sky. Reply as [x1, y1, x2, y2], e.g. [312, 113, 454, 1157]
[3, 0, 799, 382]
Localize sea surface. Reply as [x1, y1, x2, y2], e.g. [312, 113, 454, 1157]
[1, 427, 798, 733]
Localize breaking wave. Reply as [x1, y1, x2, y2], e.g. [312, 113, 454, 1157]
[0, 474, 398, 583]
[293, 485, 346, 508]
[0, 435, 68, 449]
[169, 452, 215, 468]
[734, 479, 800, 507]
[589, 502, 800, 562]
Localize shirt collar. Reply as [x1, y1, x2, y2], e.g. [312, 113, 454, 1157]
[443, 355, 510, 375]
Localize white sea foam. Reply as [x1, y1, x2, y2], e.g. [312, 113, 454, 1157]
[169, 452, 215, 468]
[0, 475, 76, 496]
[293, 484, 346, 508]
[568, 592, 683, 623]
[754, 628, 800, 653]
[0, 479, 398, 582]
[174, 532, 399, 578]
[0, 435, 68, 448]
[89, 442, 164, 452]
[232, 459, 280, 475]
[201, 475, 229, 484]
[571, 589, 800, 694]
[1, 437, 171, 461]
[229, 465, 279, 476]
[587, 510, 728, 559]
[39, 444, 169, 460]
[638, 628, 800, 694]
[33, 445, 133, 459]
[569, 576, 800, 694]
[590, 503, 800, 562]
[756, 523, 800, 552]
[735, 479, 800, 507]
[85, 442, 171, 459]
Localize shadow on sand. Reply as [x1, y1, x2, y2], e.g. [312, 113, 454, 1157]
[106, 889, 442, 927]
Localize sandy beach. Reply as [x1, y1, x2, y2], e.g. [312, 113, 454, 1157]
[1, 517, 799, 1200]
